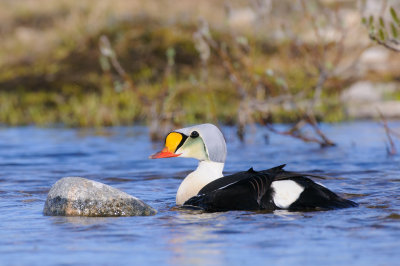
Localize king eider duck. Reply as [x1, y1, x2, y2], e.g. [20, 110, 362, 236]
[150, 123, 357, 212]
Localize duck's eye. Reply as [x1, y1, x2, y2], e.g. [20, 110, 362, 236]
[190, 131, 199, 138]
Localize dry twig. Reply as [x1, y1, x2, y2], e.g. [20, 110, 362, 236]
[378, 111, 397, 155]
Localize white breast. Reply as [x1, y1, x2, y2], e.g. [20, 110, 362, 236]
[271, 180, 305, 209]
[176, 161, 224, 205]
[176, 174, 206, 205]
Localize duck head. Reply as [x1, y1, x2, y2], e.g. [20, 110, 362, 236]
[149, 123, 227, 163]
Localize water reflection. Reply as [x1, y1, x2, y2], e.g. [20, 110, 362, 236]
[273, 210, 309, 220]
[165, 211, 226, 265]
[50, 216, 114, 226]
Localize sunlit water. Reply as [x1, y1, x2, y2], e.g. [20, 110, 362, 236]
[1, 122, 400, 265]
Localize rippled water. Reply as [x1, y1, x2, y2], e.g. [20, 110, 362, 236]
[1, 122, 400, 265]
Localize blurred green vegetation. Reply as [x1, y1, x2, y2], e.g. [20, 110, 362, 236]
[0, 0, 399, 129]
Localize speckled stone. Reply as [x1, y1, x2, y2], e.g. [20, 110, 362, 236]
[43, 177, 157, 217]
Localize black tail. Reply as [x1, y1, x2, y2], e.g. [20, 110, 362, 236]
[288, 178, 358, 211]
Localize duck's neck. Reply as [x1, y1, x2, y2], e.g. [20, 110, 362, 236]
[176, 160, 224, 205]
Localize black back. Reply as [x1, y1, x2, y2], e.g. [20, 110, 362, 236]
[183, 165, 358, 212]
[186, 168, 277, 211]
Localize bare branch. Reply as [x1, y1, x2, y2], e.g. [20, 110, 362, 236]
[370, 34, 400, 52]
[378, 110, 397, 155]
[266, 122, 324, 145]
[305, 112, 335, 147]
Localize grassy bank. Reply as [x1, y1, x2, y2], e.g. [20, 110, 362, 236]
[1, 0, 399, 129]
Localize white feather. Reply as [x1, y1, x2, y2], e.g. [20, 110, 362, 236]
[176, 161, 224, 205]
[271, 180, 304, 209]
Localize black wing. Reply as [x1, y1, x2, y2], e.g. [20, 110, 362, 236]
[184, 168, 277, 212]
[198, 164, 286, 194]
[284, 177, 358, 210]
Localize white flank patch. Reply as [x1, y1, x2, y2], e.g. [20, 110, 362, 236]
[271, 180, 305, 209]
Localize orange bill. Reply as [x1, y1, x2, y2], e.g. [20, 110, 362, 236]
[149, 132, 184, 159]
[149, 147, 180, 159]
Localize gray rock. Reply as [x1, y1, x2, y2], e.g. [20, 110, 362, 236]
[341, 81, 400, 119]
[359, 46, 391, 72]
[43, 177, 157, 217]
[341, 81, 397, 104]
[344, 101, 400, 119]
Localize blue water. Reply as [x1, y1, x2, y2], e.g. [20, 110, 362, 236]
[1, 122, 400, 265]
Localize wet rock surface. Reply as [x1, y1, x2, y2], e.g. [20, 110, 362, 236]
[43, 177, 157, 217]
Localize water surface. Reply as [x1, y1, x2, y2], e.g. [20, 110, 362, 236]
[1, 122, 399, 265]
